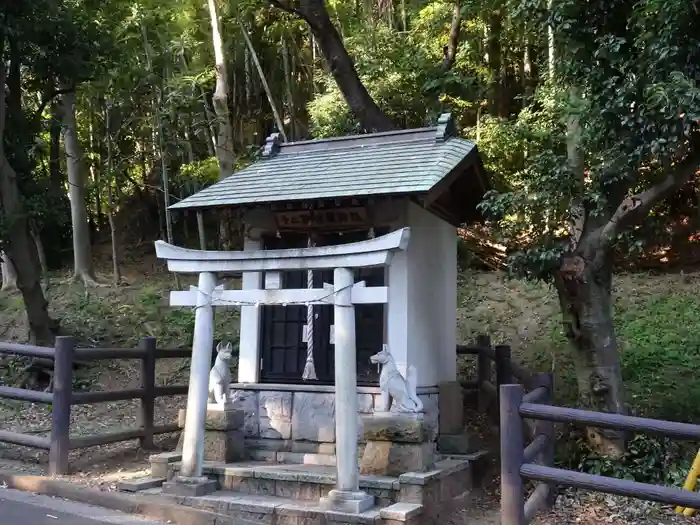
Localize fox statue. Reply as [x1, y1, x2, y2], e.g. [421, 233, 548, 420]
[370, 345, 423, 413]
[208, 341, 233, 406]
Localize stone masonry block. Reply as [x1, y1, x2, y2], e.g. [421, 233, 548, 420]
[117, 476, 165, 492]
[231, 389, 260, 436]
[358, 393, 374, 413]
[362, 416, 429, 443]
[419, 394, 439, 441]
[292, 392, 335, 442]
[259, 391, 292, 439]
[380, 503, 423, 521]
[178, 406, 244, 431]
[437, 433, 473, 455]
[149, 452, 181, 478]
[203, 429, 245, 462]
[162, 476, 217, 497]
[361, 442, 436, 476]
[438, 381, 464, 435]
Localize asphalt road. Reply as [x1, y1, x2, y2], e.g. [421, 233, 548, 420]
[0, 488, 168, 525]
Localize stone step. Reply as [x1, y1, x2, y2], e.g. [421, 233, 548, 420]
[248, 449, 338, 466]
[143, 487, 424, 525]
[204, 463, 400, 506]
[117, 476, 166, 492]
[147, 454, 479, 523]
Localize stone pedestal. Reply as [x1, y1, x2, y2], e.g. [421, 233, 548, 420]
[360, 413, 435, 476]
[177, 404, 245, 463]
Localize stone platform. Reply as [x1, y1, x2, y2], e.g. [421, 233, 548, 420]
[119, 452, 487, 525]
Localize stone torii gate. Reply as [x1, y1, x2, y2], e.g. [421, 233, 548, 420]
[154, 227, 410, 512]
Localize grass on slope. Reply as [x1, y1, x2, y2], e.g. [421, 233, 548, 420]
[0, 269, 241, 391]
[458, 270, 700, 423]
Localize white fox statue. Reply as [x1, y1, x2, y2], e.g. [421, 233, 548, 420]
[208, 341, 233, 406]
[370, 345, 423, 413]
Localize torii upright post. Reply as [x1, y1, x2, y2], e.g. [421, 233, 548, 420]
[319, 266, 373, 513]
[180, 271, 216, 478]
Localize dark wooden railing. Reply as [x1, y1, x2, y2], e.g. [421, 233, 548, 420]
[457, 334, 538, 417]
[0, 337, 190, 476]
[500, 382, 700, 524]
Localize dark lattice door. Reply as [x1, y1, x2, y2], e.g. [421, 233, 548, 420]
[315, 231, 386, 385]
[259, 233, 311, 383]
[259, 230, 386, 385]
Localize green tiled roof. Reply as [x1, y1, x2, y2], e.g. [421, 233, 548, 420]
[170, 114, 479, 210]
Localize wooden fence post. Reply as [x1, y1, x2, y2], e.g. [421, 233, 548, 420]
[501, 383, 526, 525]
[540, 372, 556, 505]
[495, 344, 512, 411]
[49, 336, 74, 476]
[476, 334, 492, 413]
[139, 336, 157, 450]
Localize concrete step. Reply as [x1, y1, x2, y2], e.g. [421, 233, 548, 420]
[143, 488, 423, 525]
[205, 462, 399, 506]
[146, 453, 482, 523]
[116, 476, 166, 493]
[248, 449, 337, 466]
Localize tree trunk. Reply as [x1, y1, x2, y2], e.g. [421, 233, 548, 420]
[104, 102, 121, 284]
[208, 0, 236, 177]
[60, 90, 97, 285]
[206, 0, 236, 251]
[88, 103, 103, 231]
[0, 53, 55, 344]
[29, 222, 48, 278]
[0, 158, 56, 345]
[271, 0, 394, 132]
[281, 34, 297, 140]
[1, 251, 17, 291]
[555, 248, 627, 456]
[486, 11, 505, 117]
[547, 0, 555, 79]
[442, 1, 461, 71]
[49, 100, 63, 195]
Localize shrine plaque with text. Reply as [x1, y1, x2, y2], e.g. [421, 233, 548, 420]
[275, 207, 367, 231]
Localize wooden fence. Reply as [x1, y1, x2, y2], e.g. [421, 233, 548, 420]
[0, 336, 189, 476]
[457, 334, 539, 416]
[500, 382, 700, 524]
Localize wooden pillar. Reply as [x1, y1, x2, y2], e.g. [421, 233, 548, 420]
[180, 271, 217, 478]
[500, 383, 526, 525]
[139, 336, 157, 450]
[49, 336, 74, 476]
[476, 334, 492, 413]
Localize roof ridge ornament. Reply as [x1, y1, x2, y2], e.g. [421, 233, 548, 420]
[262, 132, 282, 157]
[435, 113, 456, 142]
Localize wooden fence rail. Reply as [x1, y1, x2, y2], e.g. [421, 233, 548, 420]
[457, 334, 538, 419]
[500, 382, 700, 524]
[0, 336, 190, 476]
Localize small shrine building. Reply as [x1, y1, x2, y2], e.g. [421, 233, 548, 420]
[166, 113, 489, 462]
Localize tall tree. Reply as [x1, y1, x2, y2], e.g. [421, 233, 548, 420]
[61, 90, 98, 284]
[208, 0, 236, 176]
[482, 0, 700, 452]
[0, 34, 55, 345]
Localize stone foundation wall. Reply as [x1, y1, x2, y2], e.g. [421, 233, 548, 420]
[228, 385, 439, 448]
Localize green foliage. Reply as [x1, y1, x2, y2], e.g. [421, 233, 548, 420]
[178, 157, 220, 187]
[478, 0, 700, 281]
[563, 434, 690, 487]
